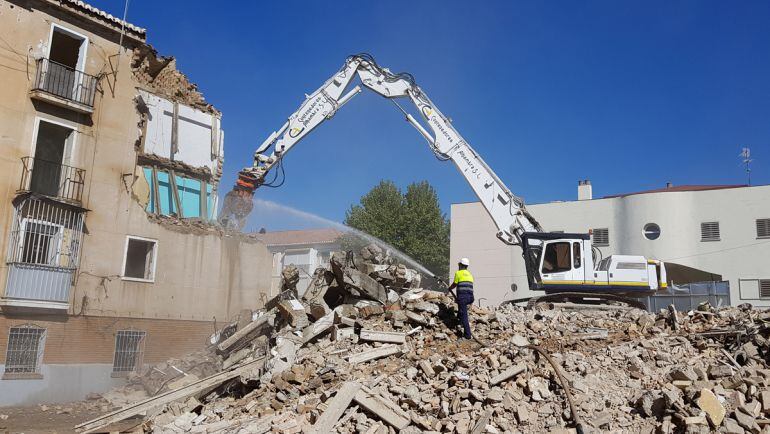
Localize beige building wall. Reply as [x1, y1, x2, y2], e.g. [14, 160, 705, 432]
[451, 185, 770, 307]
[0, 0, 272, 404]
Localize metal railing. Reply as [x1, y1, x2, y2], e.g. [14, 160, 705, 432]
[4, 195, 85, 304]
[32, 58, 98, 108]
[18, 157, 85, 204]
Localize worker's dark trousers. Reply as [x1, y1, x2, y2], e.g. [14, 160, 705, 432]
[457, 290, 474, 339]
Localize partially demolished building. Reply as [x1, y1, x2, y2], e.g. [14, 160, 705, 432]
[0, 0, 272, 405]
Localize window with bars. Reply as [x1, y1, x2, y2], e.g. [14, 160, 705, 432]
[760, 280, 770, 299]
[701, 222, 721, 242]
[112, 330, 146, 374]
[592, 228, 609, 246]
[4, 326, 46, 376]
[757, 219, 770, 239]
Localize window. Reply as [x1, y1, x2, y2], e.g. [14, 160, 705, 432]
[143, 168, 215, 220]
[19, 220, 62, 266]
[701, 222, 720, 242]
[41, 25, 88, 101]
[4, 326, 46, 376]
[112, 330, 146, 374]
[757, 219, 770, 239]
[572, 242, 581, 268]
[30, 120, 76, 198]
[541, 242, 572, 274]
[122, 236, 157, 282]
[592, 228, 609, 246]
[760, 280, 770, 299]
[643, 223, 661, 241]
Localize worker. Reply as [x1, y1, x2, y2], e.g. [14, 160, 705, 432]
[448, 257, 474, 339]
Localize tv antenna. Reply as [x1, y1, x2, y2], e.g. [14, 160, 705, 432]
[740, 147, 753, 185]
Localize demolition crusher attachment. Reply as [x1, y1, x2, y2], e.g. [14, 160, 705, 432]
[218, 169, 259, 231]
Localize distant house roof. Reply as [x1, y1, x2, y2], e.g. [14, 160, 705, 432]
[603, 184, 748, 199]
[251, 228, 344, 247]
[51, 0, 147, 37]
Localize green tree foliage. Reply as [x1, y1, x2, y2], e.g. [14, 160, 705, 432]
[343, 180, 450, 277]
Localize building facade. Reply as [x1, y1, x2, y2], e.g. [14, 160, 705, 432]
[252, 229, 343, 297]
[0, 0, 273, 405]
[450, 182, 770, 307]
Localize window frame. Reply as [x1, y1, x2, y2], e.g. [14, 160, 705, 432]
[572, 242, 582, 269]
[643, 223, 661, 241]
[3, 325, 47, 379]
[121, 235, 158, 283]
[700, 221, 721, 242]
[541, 241, 573, 274]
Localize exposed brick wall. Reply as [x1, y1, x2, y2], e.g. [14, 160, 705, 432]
[0, 314, 215, 365]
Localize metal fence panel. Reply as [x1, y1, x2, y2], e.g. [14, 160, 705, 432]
[644, 281, 731, 312]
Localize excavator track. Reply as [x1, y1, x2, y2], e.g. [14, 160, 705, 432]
[526, 292, 647, 310]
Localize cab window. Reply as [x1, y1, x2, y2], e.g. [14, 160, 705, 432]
[573, 242, 581, 268]
[541, 242, 571, 274]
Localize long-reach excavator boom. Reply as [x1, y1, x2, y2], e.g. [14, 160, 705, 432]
[230, 54, 541, 245]
[222, 53, 667, 303]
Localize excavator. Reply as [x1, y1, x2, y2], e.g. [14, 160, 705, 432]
[219, 53, 667, 307]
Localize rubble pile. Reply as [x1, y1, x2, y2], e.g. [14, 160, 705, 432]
[79, 246, 770, 434]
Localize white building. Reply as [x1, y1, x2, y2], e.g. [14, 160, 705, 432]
[252, 229, 343, 296]
[450, 183, 770, 307]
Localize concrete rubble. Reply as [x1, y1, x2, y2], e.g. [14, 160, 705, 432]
[78, 254, 770, 433]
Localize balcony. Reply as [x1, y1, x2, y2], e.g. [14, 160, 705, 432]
[30, 58, 98, 114]
[18, 157, 85, 205]
[2, 195, 85, 311]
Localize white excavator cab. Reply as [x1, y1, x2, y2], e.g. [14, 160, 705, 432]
[521, 232, 666, 299]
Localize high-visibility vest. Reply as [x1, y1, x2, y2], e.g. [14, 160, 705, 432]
[454, 269, 474, 291]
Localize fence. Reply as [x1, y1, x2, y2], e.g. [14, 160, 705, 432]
[644, 281, 730, 312]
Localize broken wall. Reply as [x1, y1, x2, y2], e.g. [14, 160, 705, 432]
[137, 89, 223, 177]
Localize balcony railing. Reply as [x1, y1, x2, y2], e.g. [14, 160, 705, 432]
[3, 195, 85, 309]
[18, 157, 85, 204]
[32, 58, 98, 109]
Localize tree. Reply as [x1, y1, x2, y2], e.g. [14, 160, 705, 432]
[343, 180, 450, 277]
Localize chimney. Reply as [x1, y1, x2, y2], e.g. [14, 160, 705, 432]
[578, 179, 592, 201]
[666, 182, 673, 189]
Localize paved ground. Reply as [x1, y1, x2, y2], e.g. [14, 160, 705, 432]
[0, 403, 112, 434]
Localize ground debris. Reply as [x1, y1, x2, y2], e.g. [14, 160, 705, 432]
[76, 247, 770, 433]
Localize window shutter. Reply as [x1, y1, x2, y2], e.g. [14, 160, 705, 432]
[700, 222, 720, 241]
[760, 280, 770, 298]
[757, 219, 770, 238]
[592, 228, 609, 246]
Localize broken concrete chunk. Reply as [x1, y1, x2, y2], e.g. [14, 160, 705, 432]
[307, 381, 361, 434]
[696, 388, 725, 426]
[353, 386, 411, 430]
[359, 329, 406, 344]
[277, 299, 309, 328]
[490, 363, 526, 386]
[348, 344, 402, 365]
[302, 310, 335, 344]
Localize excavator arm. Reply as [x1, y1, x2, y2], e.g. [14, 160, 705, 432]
[224, 54, 542, 244]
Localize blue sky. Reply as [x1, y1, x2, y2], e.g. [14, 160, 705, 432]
[94, 1, 769, 230]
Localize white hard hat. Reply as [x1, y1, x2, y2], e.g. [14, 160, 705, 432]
[459, 258, 470, 266]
